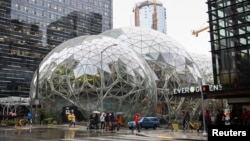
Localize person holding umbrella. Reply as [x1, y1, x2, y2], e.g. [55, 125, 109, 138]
[100, 112, 106, 130]
[94, 113, 99, 129]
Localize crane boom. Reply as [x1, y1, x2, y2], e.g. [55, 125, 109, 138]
[192, 26, 209, 37]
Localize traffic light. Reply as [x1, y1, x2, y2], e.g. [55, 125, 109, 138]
[201, 85, 209, 93]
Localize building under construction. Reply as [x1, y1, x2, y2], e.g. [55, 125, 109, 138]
[134, 0, 166, 34]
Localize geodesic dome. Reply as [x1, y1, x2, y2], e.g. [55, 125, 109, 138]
[191, 53, 213, 84]
[101, 27, 203, 120]
[30, 35, 157, 119]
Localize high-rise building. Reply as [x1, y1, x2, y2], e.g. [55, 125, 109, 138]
[0, 0, 113, 98]
[134, 0, 166, 34]
[207, 0, 250, 102]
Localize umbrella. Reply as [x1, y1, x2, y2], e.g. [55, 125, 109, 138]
[116, 112, 124, 115]
[92, 111, 100, 114]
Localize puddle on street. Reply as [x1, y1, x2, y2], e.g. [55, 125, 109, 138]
[0, 128, 119, 140]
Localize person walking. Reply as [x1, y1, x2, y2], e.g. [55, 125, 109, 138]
[94, 113, 99, 129]
[67, 112, 73, 128]
[134, 112, 140, 132]
[109, 112, 115, 131]
[205, 109, 211, 131]
[40, 112, 45, 125]
[72, 113, 76, 127]
[105, 112, 110, 131]
[100, 112, 105, 130]
[183, 110, 190, 131]
[242, 108, 250, 125]
[27, 112, 32, 126]
[116, 114, 122, 131]
[197, 111, 203, 133]
[216, 110, 225, 125]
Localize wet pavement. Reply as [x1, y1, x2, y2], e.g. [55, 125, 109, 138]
[0, 124, 208, 141]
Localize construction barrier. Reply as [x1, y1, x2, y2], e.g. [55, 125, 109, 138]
[172, 123, 179, 131]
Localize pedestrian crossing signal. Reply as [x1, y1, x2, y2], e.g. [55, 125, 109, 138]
[201, 85, 209, 93]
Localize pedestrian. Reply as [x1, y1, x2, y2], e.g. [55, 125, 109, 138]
[100, 112, 105, 130]
[40, 112, 45, 125]
[205, 109, 211, 130]
[110, 112, 115, 131]
[134, 112, 140, 132]
[197, 111, 203, 133]
[216, 110, 225, 125]
[242, 108, 250, 125]
[183, 110, 190, 131]
[67, 112, 73, 127]
[105, 112, 110, 131]
[27, 112, 32, 126]
[94, 113, 99, 129]
[116, 114, 122, 131]
[72, 113, 76, 127]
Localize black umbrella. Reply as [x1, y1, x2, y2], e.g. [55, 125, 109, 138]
[116, 112, 124, 115]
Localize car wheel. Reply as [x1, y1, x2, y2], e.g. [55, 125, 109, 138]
[153, 125, 157, 130]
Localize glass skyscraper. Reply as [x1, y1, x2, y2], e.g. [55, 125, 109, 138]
[0, 0, 113, 98]
[207, 0, 250, 99]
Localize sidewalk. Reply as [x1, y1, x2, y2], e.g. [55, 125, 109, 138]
[64, 124, 208, 140]
[11, 124, 208, 140]
[136, 129, 208, 140]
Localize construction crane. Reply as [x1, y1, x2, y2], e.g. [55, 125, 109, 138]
[192, 25, 209, 37]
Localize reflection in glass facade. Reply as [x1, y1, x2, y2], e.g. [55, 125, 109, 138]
[207, 0, 250, 90]
[30, 35, 157, 118]
[0, 0, 112, 98]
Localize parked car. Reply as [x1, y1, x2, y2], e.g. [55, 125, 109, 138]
[127, 116, 160, 130]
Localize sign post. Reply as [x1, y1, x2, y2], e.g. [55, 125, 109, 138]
[201, 85, 208, 136]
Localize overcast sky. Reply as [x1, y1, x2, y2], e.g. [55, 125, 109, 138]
[113, 0, 211, 55]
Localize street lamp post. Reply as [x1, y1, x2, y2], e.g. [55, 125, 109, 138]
[200, 84, 207, 136]
[100, 44, 117, 113]
[35, 58, 41, 125]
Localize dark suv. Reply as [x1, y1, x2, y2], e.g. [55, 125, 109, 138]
[127, 116, 160, 130]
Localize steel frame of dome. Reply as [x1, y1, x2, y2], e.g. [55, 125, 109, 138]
[30, 35, 157, 119]
[101, 27, 203, 121]
[29, 27, 209, 122]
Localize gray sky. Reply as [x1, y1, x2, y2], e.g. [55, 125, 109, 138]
[113, 0, 210, 55]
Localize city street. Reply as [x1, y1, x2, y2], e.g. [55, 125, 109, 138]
[0, 124, 207, 141]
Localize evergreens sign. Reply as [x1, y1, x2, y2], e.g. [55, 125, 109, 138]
[172, 84, 223, 95]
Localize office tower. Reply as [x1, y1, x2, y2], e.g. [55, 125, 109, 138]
[134, 0, 166, 34]
[0, 0, 113, 98]
[207, 0, 250, 100]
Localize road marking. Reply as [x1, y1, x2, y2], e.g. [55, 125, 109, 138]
[156, 135, 173, 139]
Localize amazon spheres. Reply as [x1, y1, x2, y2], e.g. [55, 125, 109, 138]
[29, 27, 212, 122]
